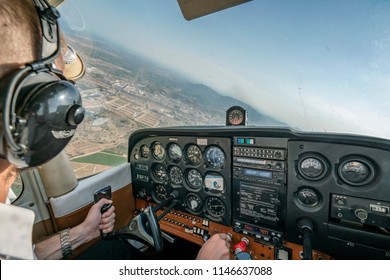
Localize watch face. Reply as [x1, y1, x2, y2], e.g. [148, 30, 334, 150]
[228, 109, 244, 125]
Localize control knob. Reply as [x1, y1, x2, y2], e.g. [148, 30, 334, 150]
[233, 224, 242, 233]
[354, 208, 368, 222]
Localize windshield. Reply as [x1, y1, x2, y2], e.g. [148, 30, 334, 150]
[57, 0, 390, 177]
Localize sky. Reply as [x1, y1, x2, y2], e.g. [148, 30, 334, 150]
[59, 0, 390, 139]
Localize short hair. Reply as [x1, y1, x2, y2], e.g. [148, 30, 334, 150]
[0, 0, 42, 77]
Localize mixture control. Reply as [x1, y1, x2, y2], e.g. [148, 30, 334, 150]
[233, 237, 250, 255]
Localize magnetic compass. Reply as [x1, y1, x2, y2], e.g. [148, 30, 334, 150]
[226, 106, 247, 126]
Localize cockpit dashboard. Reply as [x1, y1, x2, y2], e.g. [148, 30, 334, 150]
[128, 126, 390, 259]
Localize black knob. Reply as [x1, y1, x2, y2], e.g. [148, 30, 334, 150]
[233, 225, 242, 233]
[67, 105, 85, 126]
[272, 237, 280, 247]
[274, 151, 282, 158]
[202, 234, 210, 242]
[354, 208, 368, 221]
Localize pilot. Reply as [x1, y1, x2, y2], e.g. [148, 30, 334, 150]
[0, 0, 116, 259]
[0, 0, 231, 260]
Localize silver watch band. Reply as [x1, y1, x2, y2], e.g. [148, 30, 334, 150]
[59, 228, 72, 258]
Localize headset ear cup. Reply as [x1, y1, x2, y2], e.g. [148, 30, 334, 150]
[1, 69, 84, 168]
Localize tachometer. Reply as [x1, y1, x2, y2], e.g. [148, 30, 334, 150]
[168, 143, 182, 163]
[205, 146, 225, 168]
[205, 197, 226, 217]
[186, 193, 203, 212]
[186, 144, 202, 165]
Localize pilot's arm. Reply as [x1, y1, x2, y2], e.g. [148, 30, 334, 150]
[34, 198, 115, 260]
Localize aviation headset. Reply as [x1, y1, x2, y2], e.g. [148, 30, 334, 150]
[0, 0, 85, 168]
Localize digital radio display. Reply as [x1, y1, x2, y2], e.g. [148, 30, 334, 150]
[238, 183, 279, 228]
[243, 168, 272, 179]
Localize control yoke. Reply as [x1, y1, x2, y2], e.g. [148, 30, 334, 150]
[102, 191, 179, 253]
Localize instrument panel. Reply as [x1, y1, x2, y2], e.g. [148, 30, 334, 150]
[128, 127, 390, 259]
[130, 136, 232, 226]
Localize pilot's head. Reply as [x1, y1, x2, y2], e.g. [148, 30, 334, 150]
[0, 0, 85, 170]
[0, 0, 41, 78]
[0, 0, 36, 201]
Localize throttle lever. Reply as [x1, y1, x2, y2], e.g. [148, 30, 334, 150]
[93, 186, 112, 240]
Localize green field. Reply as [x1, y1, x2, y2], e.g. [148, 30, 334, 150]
[72, 152, 127, 166]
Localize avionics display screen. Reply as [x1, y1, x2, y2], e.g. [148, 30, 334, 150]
[243, 168, 272, 179]
[239, 183, 279, 228]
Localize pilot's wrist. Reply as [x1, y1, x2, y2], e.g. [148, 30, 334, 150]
[69, 224, 98, 249]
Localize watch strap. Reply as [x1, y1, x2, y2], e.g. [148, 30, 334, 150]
[59, 228, 72, 258]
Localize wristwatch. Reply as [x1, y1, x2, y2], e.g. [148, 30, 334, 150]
[59, 228, 72, 258]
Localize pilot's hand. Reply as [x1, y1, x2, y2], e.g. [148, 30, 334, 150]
[196, 233, 231, 260]
[99, 200, 116, 234]
[81, 198, 116, 239]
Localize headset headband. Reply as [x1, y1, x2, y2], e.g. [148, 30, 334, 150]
[33, 0, 61, 62]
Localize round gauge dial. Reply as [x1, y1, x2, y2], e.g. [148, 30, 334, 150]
[228, 109, 244, 126]
[338, 159, 375, 186]
[169, 166, 183, 185]
[205, 197, 226, 217]
[298, 155, 327, 180]
[153, 163, 167, 182]
[168, 143, 182, 163]
[297, 188, 320, 207]
[152, 142, 165, 160]
[187, 169, 203, 189]
[153, 184, 168, 202]
[186, 145, 203, 165]
[186, 193, 203, 212]
[140, 145, 150, 159]
[205, 146, 225, 168]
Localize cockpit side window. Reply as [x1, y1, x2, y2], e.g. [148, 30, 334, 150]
[8, 175, 23, 204]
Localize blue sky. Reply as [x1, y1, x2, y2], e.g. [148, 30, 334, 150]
[59, 0, 390, 139]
